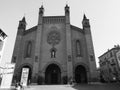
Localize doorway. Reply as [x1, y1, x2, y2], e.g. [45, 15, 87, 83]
[75, 65, 87, 83]
[45, 64, 61, 84]
[20, 66, 32, 85]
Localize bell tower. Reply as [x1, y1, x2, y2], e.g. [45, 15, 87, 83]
[18, 17, 26, 35]
[82, 14, 98, 82]
[32, 5, 44, 83]
[65, 4, 73, 82]
[11, 17, 26, 63]
[82, 14, 90, 28]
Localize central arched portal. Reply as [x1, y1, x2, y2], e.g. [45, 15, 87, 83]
[75, 65, 87, 83]
[45, 64, 61, 84]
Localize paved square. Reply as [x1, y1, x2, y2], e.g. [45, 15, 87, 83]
[0, 83, 120, 90]
[24, 83, 120, 90]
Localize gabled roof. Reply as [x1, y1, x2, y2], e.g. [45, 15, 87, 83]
[70, 25, 84, 34]
[24, 26, 37, 35]
[23, 24, 84, 35]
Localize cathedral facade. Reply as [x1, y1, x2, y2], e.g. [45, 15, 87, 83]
[11, 5, 98, 85]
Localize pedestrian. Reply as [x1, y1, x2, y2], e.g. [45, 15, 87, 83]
[19, 82, 24, 90]
[15, 82, 20, 90]
[28, 79, 31, 85]
[70, 78, 73, 85]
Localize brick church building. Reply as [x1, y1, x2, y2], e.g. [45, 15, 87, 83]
[11, 5, 98, 85]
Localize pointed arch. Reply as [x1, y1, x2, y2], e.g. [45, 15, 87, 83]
[75, 65, 88, 83]
[45, 64, 61, 84]
[42, 61, 63, 73]
[76, 40, 82, 57]
[25, 41, 32, 58]
[16, 63, 33, 83]
[74, 63, 89, 83]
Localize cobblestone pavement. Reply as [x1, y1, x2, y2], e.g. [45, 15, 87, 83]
[0, 83, 120, 90]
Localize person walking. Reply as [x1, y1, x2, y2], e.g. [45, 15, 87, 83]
[15, 82, 24, 90]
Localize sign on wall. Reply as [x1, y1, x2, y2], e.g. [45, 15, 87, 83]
[20, 68, 29, 86]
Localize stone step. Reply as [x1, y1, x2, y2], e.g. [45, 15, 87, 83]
[24, 85, 74, 90]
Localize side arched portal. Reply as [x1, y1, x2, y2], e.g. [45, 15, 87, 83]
[75, 65, 87, 83]
[45, 64, 61, 84]
[20, 65, 32, 85]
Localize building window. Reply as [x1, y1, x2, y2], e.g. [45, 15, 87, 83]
[118, 56, 120, 61]
[25, 41, 32, 58]
[111, 59, 115, 65]
[51, 49, 56, 58]
[50, 47, 57, 58]
[76, 40, 82, 57]
[109, 68, 112, 73]
[90, 55, 94, 61]
[113, 67, 117, 74]
[12, 56, 16, 63]
[110, 52, 113, 57]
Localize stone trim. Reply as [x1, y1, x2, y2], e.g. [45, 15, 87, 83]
[43, 16, 65, 24]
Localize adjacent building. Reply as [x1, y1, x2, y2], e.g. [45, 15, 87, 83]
[99, 45, 120, 82]
[11, 5, 98, 85]
[0, 29, 7, 85]
[0, 63, 15, 88]
[0, 29, 7, 64]
[116, 50, 120, 69]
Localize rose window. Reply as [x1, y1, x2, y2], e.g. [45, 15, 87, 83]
[47, 31, 60, 46]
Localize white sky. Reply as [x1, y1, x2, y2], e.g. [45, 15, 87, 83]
[0, 0, 120, 68]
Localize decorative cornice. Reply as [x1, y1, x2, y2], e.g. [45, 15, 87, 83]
[43, 16, 65, 24]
